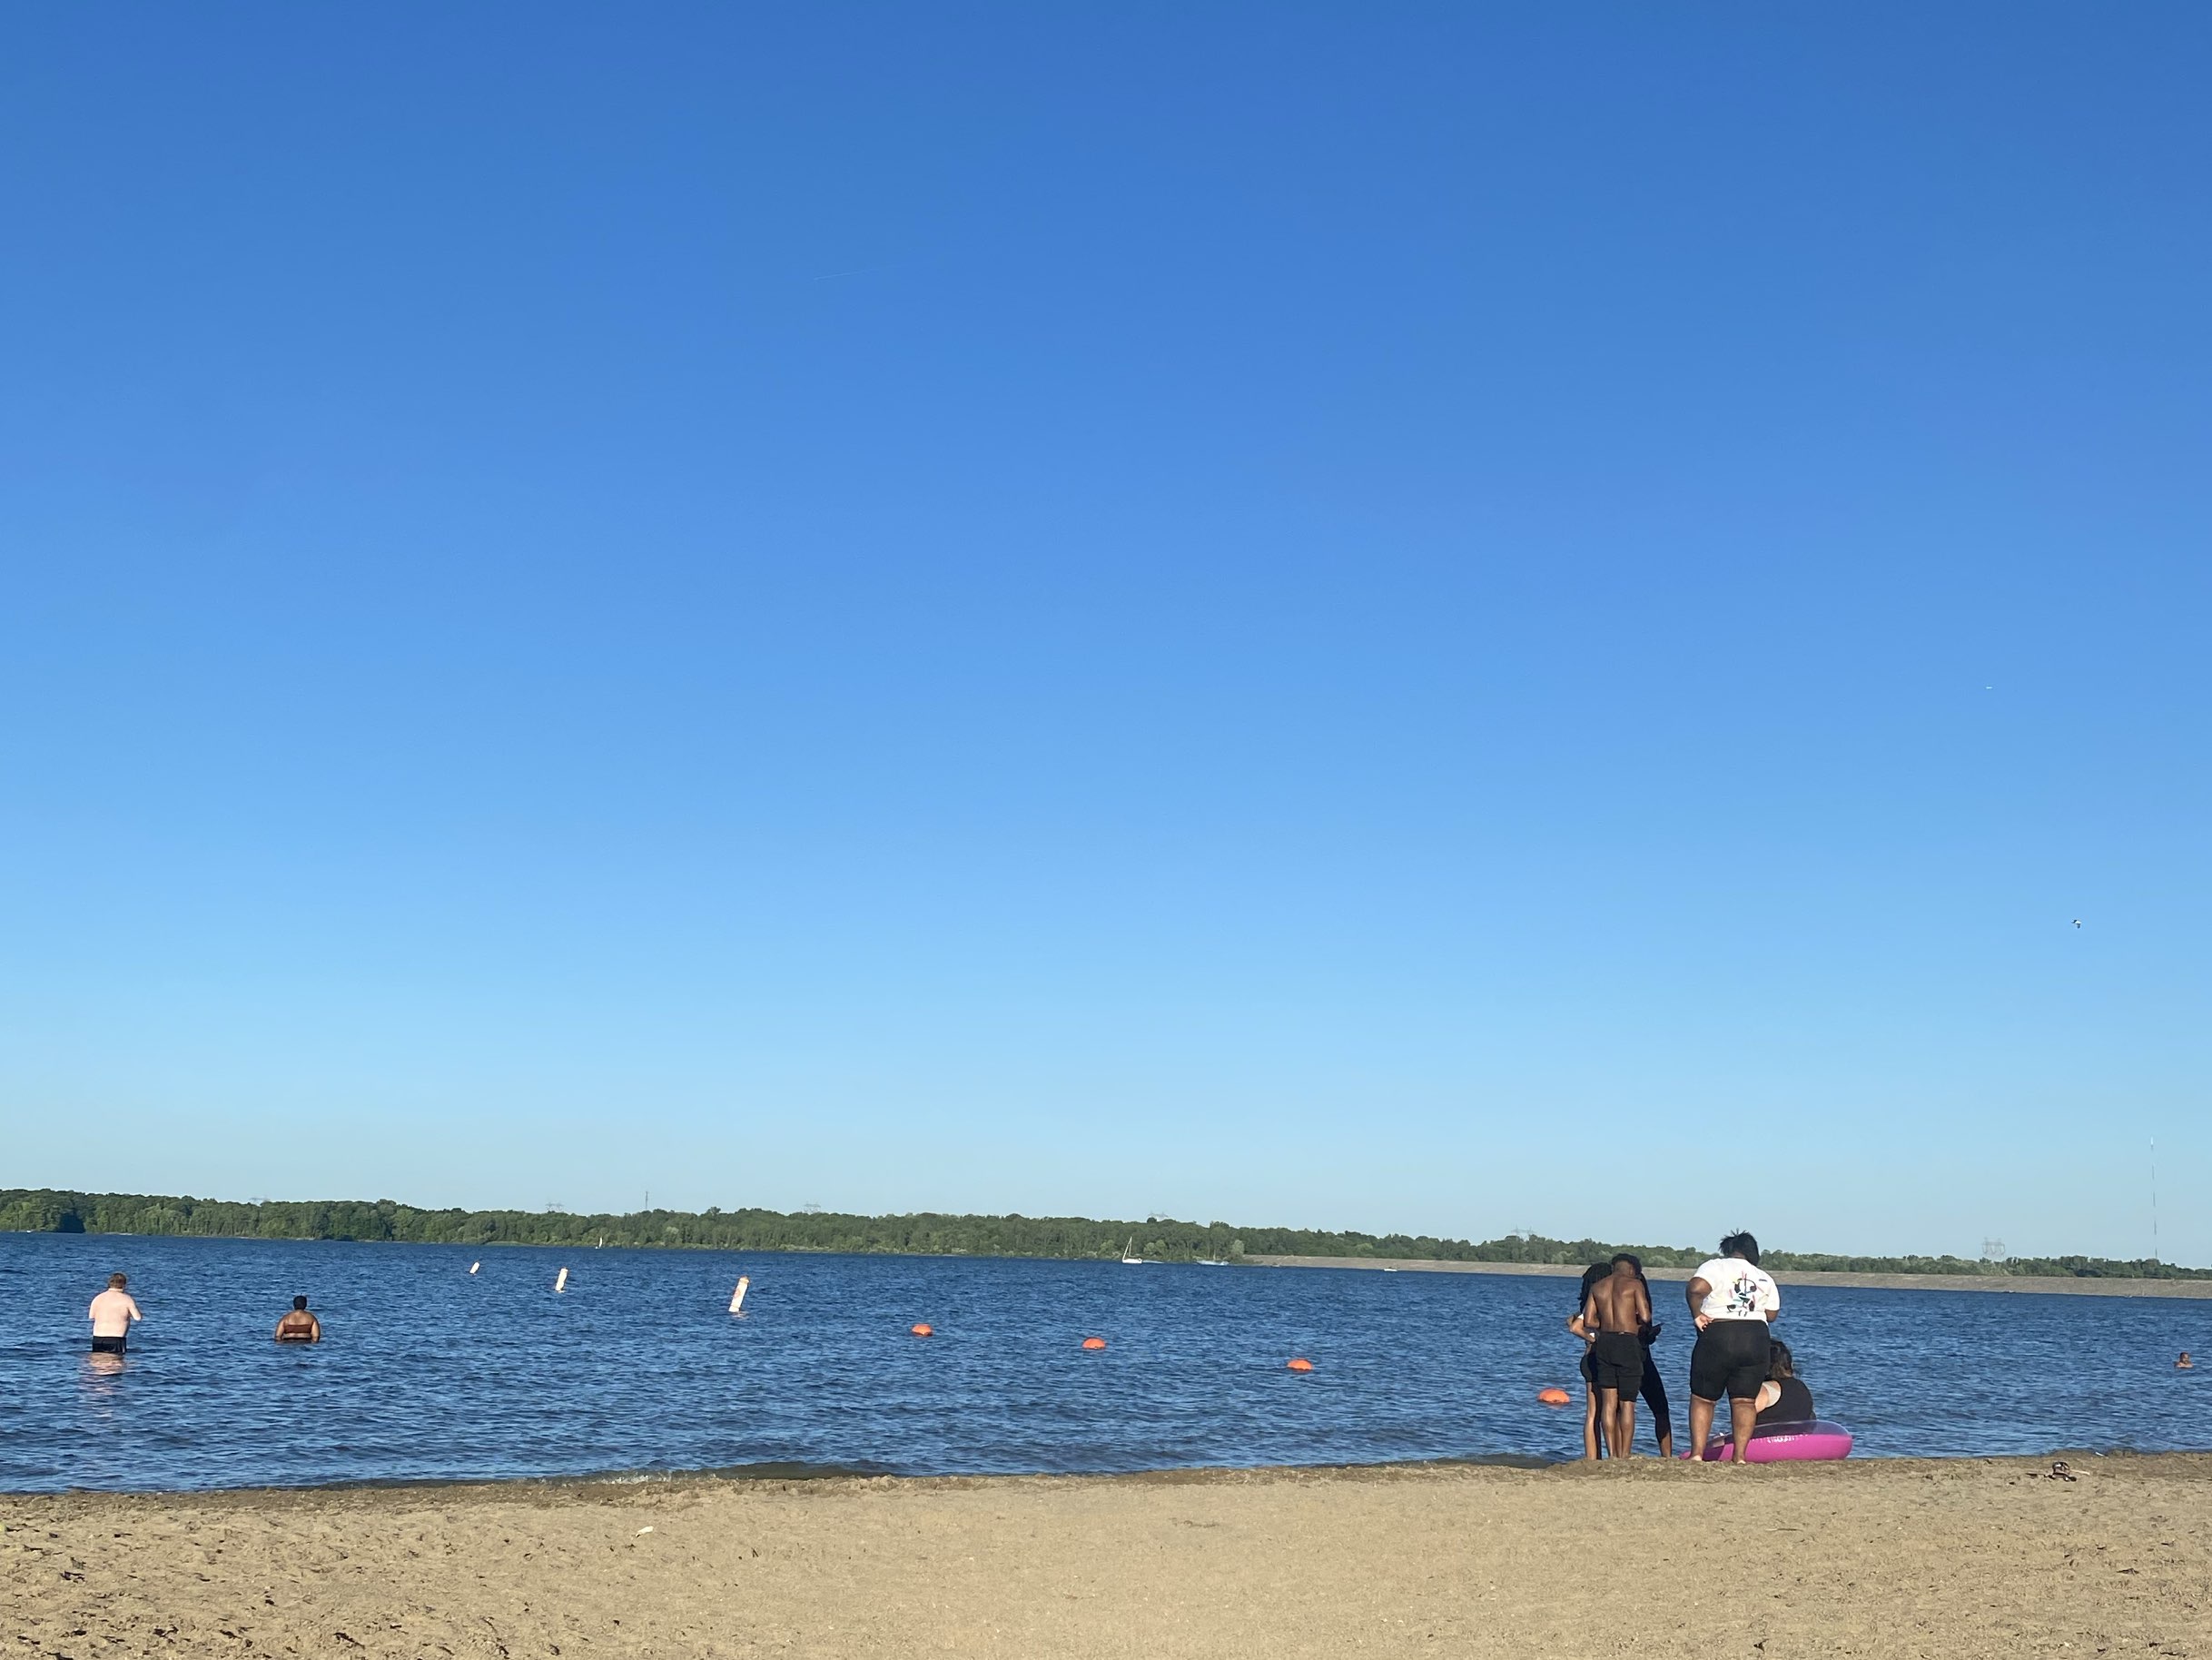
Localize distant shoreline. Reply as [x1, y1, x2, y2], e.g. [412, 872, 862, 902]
[9, 1189, 2205, 1286]
[1248, 1254, 2212, 1299]
[15, 1229, 2210, 1296]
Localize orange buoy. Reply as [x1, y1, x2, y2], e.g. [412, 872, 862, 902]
[1536, 1387, 1571, 1406]
[910, 1323, 933, 1338]
[1081, 1336, 1107, 1350]
[1287, 1358, 1314, 1373]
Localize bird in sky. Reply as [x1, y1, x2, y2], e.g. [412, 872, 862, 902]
[2073, 919, 2082, 928]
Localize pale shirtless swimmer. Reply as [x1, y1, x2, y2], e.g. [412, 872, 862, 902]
[1578, 1254, 1652, 1459]
[274, 1296, 321, 1344]
[89, 1273, 143, 1355]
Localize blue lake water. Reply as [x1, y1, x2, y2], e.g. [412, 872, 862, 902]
[3, 1232, 2207, 1491]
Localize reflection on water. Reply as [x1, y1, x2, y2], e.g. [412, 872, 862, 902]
[1, 1231, 2206, 1492]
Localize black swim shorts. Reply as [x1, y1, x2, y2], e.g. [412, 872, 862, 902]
[90, 1335, 127, 1356]
[1590, 1329, 1644, 1393]
[1689, 1319, 1770, 1401]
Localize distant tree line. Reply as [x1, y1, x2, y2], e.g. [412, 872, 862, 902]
[0, 1189, 2202, 1280]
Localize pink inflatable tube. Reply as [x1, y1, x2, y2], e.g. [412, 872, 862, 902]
[1689, 1420, 1853, 1462]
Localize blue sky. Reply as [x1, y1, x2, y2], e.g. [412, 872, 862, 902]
[3, 5, 2206, 1261]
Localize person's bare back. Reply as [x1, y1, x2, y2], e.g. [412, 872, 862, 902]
[88, 1275, 143, 1354]
[1580, 1260, 1651, 1458]
[1585, 1270, 1650, 1336]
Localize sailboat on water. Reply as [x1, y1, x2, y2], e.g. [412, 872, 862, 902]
[1121, 1235, 1143, 1265]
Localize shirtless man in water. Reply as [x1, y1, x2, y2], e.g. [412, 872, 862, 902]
[273, 1296, 321, 1343]
[1579, 1254, 1651, 1460]
[89, 1273, 143, 1355]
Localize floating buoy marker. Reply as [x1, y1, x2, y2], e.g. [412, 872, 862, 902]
[1287, 1358, 1314, 1373]
[911, 1323, 933, 1338]
[729, 1276, 749, 1316]
[1081, 1336, 1107, 1350]
[469, 1261, 480, 1275]
[554, 1267, 569, 1294]
[1537, 1387, 1570, 1406]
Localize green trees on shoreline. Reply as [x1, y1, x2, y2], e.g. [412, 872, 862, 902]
[0, 1188, 2200, 1280]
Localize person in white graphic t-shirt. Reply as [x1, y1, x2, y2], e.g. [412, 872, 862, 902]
[1684, 1231, 1780, 1463]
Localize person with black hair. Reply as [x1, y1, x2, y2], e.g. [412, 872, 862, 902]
[273, 1296, 321, 1344]
[1685, 1230, 1780, 1463]
[1567, 1257, 1675, 1458]
[1623, 1255, 1675, 1458]
[1578, 1254, 1651, 1458]
[1755, 1339, 1814, 1424]
[1568, 1262, 1613, 1460]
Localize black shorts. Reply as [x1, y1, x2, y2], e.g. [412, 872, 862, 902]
[90, 1335, 127, 1355]
[1690, 1319, 1771, 1401]
[1590, 1330, 1644, 1393]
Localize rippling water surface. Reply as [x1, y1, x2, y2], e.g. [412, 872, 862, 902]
[3, 1233, 2206, 1490]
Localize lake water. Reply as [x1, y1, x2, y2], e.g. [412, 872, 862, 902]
[3, 1232, 2207, 1491]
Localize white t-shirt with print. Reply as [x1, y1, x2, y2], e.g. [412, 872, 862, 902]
[1694, 1257, 1779, 1323]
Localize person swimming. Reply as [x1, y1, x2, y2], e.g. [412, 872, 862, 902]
[2180, 1352, 2195, 1370]
[273, 1296, 321, 1344]
[1754, 1339, 1814, 1424]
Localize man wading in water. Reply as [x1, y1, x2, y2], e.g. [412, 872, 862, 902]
[88, 1273, 143, 1356]
[1579, 1254, 1652, 1459]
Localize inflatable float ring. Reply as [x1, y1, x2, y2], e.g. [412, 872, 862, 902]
[1689, 1419, 1853, 1462]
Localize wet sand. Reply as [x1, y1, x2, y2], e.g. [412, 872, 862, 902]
[6, 1455, 2208, 1657]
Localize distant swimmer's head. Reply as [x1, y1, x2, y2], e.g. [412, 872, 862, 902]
[292, 1296, 309, 1311]
[108, 1273, 128, 1289]
[1610, 1252, 1642, 1278]
[1720, 1230, 1760, 1265]
[1768, 1340, 1795, 1380]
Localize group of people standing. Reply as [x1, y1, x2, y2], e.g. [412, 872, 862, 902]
[90, 1249, 1821, 1467]
[1568, 1231, 1813, 1462]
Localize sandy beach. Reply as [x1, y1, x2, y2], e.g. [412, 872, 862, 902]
[7, 1456, 2207, 1658]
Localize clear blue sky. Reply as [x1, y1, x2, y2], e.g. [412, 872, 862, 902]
[4, 5, 2206, 1262]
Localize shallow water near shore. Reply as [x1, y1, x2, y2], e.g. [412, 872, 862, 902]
[3, 1232, 2206, 1491]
